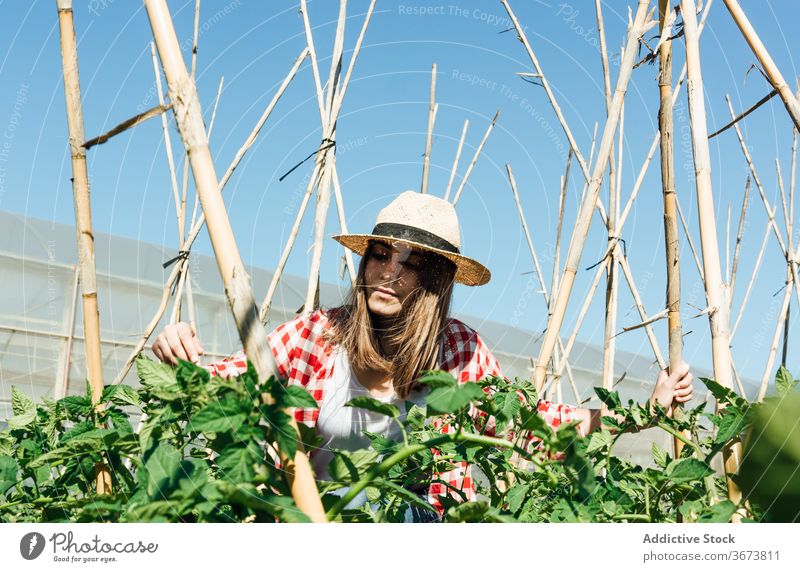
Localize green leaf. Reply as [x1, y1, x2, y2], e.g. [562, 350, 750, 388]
[416, 370, 458, 388]
[0, 432, 14, 457]
[175, 359, 210, 394]
[699, 500, 737, 523]
[346, 396, 400, 419]
[775, 367, 798, 397]
[29, 429, 120, 469]
[651, 442, 670, 469]
[0, 455, 19, 495]
[586, 429, 614, 454]
[144, 442, 182, 499]
[59, 395, 93, 418]
[262, 406, 298, 460]
[11, 386, 35, 417]
[594, 387, 621, 410]
[215, 444, 256, 483]
[493, 391, 521, 427]
[279, 385, 319, 409]
[188, 396, 249, 435]
[136, 355, 183, 400]
[100, 384, 141, 407]
[701, 378, 747, 409]
[328, 449, 380, 482]
[60, 420, 96, 443]
[404, 403, 427, 430]
[445, 501, 516, 523]
[215, 481, 311, 523]
[506, 483, 531, 514]
[426, 382, 484, 414]
[667, 458, 714, 483]
[7, 387, 37, 429]
[714, 408, 749, 445]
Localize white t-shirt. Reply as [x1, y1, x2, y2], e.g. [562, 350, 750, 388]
[312, 348, 428, 481]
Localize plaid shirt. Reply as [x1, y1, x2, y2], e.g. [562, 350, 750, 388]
[204, 308, 579, 514]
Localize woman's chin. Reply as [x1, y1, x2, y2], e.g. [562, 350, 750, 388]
[367, 298, 402, 318]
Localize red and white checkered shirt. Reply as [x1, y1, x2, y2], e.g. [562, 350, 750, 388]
[204, 308, 580, 514]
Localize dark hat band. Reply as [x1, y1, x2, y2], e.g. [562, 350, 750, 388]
[371, 222, 460, 254]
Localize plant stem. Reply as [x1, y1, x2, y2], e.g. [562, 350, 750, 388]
[656, 421, 702, 455]
[326, 432, 542, 519]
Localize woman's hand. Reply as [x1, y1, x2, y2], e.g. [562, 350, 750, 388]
[152, 322, 204, 365]
[650, 361, 694, 417]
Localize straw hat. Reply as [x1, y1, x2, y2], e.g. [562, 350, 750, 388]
[331, 191, 491, 286]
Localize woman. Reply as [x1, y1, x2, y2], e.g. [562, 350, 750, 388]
[152, 191, 694, 515]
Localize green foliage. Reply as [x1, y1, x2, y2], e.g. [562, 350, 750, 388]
[1, 357, 791, 523]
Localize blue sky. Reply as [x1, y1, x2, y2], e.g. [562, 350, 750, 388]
[0, 0, 798, 384]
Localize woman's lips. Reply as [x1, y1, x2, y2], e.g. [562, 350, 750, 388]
[375, 287, 397, 297]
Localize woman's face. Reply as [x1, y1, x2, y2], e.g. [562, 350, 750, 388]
[364, 240, 425, 318]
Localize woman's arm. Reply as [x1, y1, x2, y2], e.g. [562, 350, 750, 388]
[573, 362, 694, 435]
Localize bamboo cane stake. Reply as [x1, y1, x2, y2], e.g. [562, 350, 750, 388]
[144, 0, 325, 522]
[331, 161, 357, 285]
[555, 258, 609, 379]
[681, 0, 742, 504]
[617, 253, 667, 368]
[328, 0, 377, 123]
[444, 120, 469, 202]
[421, 63, 437, 195]
[260, 159, 324, 321]
[595, 0, 618, 392]
[658, 0, 686, 459]
[452, 110, 500, 206]
[532, 0, 651, 390]
[725, 205, 732, 283]
[617, 0, 715, 234]
[675, 195, 705, 279]
[730, 220, 772, 341]
[729, 177, 750, 310]
[303, 1, 346, 313]
[150, 42, 182, 235]
[776, 159, 792, 256]
[721, 0, 800, 132]
[56, 266, 81, 400]
[725, 95, 789, 258]
[83, 104, 172, 149]
[552, 152, 572, 301]
[756, 268, 794, 401]
[506, 164, 580, 404]
[57, 0, 111, 495]
[172, 76, 224, 324]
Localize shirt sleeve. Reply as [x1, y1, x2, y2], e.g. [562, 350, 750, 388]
[202, 313, 308, 379]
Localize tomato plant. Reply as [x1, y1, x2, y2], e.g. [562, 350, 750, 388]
[0, 358, 797, 523]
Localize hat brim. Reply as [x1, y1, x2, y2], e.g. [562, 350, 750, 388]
[331, 233, 491, 287]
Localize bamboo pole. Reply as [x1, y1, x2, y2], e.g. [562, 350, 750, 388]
[452, 110, 500, 206]
[331, 161, 357, 285]
[56, 0, 111, 495]
[144, 0, 325, 522]
[730, 220, 771, 340]
[444, 120, 469, 201]
[532, 0, 651, 390]
[756, 268, 794, 401]
[675, 195, 705, 279]
[658, 0, 686, 459]
[595, 0, 617, 392]
[721, 0, 800, 131]
[506, 164, 580, 404]
[56, 266, 80, 400]
[421, 63, 437, 195]
[681, 0, 742, 506]
[725, 96, 789, 257]
[729, 177, 750, 310]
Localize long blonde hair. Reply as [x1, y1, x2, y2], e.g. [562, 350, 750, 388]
[326, 240, 457, 399]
